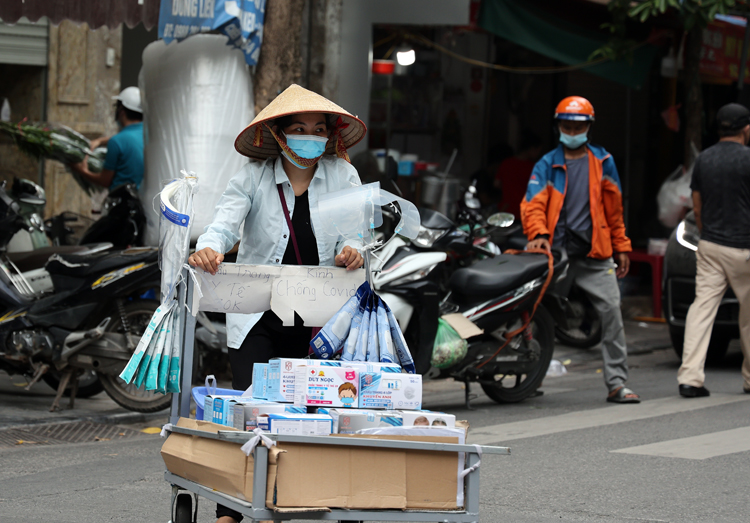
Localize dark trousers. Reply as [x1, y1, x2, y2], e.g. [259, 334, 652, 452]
[217, 311, 311, 522]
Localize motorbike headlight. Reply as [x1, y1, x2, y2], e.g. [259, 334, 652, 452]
[676, 219, 699, 252]
[413, 226, 446, 248]
[389, 263, 439, 286]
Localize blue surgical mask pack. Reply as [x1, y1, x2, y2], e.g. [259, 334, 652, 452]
[559, 131, 588, 150]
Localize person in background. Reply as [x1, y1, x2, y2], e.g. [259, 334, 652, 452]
[677, 103, 750, 398]
[72, 86, 144, 190]
[495, 130, 542, 219]
[521, 96, 639, 404]
[473, 143, 513, 208]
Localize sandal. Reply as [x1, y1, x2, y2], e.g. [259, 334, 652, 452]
[607, 386, 640, 404]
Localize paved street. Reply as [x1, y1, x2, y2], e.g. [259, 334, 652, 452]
[1, 321, 748, 522]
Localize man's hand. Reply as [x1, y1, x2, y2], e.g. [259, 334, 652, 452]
[71, 156, 89, 175]
[189, 247, 224, 275]
[615, 252, 630, 279]
[336, 246, 363, 270]
[526, 237, 551, 252]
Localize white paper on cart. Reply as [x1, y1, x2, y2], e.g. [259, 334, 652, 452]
[195, 263, 365, 326]
[357, 426, 467, 507]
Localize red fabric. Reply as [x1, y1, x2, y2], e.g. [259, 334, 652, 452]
[495, 156, 535, 219]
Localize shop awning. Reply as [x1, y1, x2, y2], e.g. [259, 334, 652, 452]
[0, 0, 160, 30]
[479, 0, 657, 89]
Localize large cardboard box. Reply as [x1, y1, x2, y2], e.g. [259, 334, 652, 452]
[161, 417, 463, 510]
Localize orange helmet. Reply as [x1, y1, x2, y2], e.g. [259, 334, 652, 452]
[554, 96, 595, 122]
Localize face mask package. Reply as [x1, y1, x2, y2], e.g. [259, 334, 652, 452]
[317, 408, 403, 434]
[294, 366, 360, 408]
[359, 372, 422, 410]
[400, 410, 456, 428]
[252, 363, 268, 399]
[267, 358, 345, 403]
[310, 281, 371, 359]
[205, 395, 244, 426]
[257, 413, 333, 435]
[232, 401, 305, 431]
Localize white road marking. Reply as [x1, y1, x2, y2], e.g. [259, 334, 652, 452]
[468, 394, 750, 445]
[611, 426, 750, 460]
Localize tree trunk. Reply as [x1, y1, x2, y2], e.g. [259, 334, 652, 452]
[683, 25, 703, 167]
[252, 0, 306, 114]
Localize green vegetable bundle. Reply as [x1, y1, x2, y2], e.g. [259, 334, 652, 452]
[0, 120, 106, 196]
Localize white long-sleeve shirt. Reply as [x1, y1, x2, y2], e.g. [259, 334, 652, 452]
[196, 155, 362, 348]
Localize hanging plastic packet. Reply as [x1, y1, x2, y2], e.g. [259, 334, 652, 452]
[342, 290, 370, 361]
[146, 309, 171, 391]
[310, 281, 370, 359]
[376, 297, 397, 364]
[372, 189, 421, 240]
[383, 299, 416, 374]
[119, 301, 175, 384]
[166, 309, 181, 393]
[159, 171, 198, 303]
[366, 295, 380, 362]
[431, 318, 468, 369]
[353, 295, 372, 362]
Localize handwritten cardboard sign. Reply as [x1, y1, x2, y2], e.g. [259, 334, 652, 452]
[197, 264, 366, 326]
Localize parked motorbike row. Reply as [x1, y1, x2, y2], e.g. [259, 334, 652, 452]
[1, 175, 602, 412]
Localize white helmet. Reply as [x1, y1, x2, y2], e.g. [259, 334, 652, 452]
[113, 87, 142, 113]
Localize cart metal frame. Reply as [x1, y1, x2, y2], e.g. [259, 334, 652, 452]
[164, 267, 510, 522]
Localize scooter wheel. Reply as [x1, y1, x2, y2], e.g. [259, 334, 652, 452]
[481, 305, 555, 404]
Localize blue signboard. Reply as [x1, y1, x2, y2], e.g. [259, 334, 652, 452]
[158, 0, 266, 66]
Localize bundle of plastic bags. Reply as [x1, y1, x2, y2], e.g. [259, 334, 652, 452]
[119, 172, 198, 393]
[310, 280, 416, 373]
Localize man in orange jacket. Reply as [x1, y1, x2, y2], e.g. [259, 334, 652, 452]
[521, 96, 640, 403]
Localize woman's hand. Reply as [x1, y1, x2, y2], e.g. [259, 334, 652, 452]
[335, 246, 363, 270]
[189, 247, 224, 275]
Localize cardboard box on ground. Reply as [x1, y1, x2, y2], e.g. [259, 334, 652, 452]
[162, 417, 468, 510]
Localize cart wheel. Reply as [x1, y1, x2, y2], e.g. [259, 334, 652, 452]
[173, 492, 193, 523]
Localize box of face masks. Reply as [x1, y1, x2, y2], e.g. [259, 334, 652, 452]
[267, 358, 344, 402]
[232, 401, 305, 431]
[347, 362, 402, 374]
[294, 366, 359, 408]
[400, 410, 455, 428]
[204, 395, 242, 426]
[318, 408, 403, 434]
[252, 363, 268, 399]
[359, 372, 422, 410]
[257, 412, 333, 435]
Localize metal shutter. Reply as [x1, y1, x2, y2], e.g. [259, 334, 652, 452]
[0, 17, 48, 66]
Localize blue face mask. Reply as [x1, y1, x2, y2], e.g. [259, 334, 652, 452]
[285, 133, 329, 157]
[340, 396, 355, 406]
[559, 130, 588, 150]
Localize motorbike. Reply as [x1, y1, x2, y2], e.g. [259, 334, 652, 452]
[372, 202, 566, 407]
[45, 183, 146, 249]
[0, 182, 168, 413]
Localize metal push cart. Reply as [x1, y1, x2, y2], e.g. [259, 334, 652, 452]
[163, 266, 510, 523]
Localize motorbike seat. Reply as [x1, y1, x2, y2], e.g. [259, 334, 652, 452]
[45, 248, 158, 278]
[449, 253, 549, 302]
[7, 245, 93, 273]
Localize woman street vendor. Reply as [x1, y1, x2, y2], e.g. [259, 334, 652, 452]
[189, 84, 366, 523]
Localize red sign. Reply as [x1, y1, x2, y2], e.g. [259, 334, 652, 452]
[700, 19, 750, 83]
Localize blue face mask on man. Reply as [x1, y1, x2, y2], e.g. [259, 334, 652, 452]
[281, 133, 329, 168]
[559, 130, 588, 150]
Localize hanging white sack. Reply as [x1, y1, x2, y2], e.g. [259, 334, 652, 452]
[139, 34, 253, 246]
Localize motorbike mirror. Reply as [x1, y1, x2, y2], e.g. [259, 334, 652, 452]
[463, 183, 482, 210]
[487, 212, 515, 228]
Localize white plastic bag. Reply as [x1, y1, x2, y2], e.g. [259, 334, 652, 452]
[657, 165, 693, 228]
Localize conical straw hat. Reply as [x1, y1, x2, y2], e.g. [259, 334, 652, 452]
[235, 84, 367, 160]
